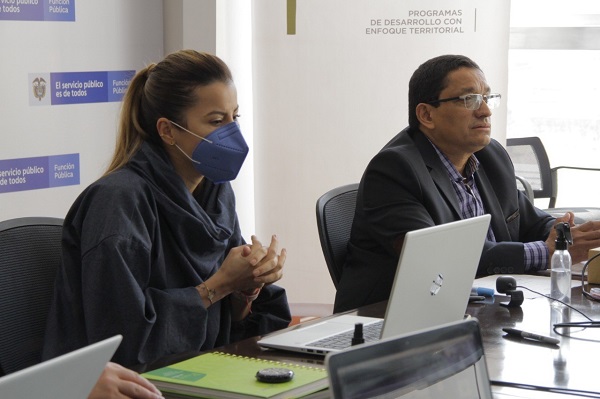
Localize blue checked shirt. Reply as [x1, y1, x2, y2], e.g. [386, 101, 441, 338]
[431, 142, 548, 271]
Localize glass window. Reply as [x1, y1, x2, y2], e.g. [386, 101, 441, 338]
[507, 0, 600, 208]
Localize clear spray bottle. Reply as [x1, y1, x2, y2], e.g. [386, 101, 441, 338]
[550, 222, 573, 306]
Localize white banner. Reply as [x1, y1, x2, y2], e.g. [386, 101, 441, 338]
[0, 0, 163, 220]
[252, 0, 511, 304]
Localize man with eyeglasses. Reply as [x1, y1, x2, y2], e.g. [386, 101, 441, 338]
[334, 54, 600, 313]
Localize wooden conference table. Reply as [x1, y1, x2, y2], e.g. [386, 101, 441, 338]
[143, 274, 600, 397]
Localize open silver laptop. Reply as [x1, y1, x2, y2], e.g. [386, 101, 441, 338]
[0, 335, 122, 399]
[258, 214, 491, 355]
[325, 318, 493, 399]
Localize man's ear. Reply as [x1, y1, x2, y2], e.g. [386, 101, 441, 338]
[416, 103, 435, 130]
[156, 117, 175, 146]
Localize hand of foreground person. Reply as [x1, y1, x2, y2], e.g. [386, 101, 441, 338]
[88, 362, 163, 399]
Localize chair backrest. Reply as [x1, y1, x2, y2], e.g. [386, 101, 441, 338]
[506, 136, 554, 204]
[315, 183, 359, 288]
[0, 217, 63, 376]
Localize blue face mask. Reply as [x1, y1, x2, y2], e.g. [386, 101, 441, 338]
[170, 120, 249, 183]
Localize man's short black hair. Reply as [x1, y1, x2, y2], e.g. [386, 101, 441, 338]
[408, 55, 481, 129]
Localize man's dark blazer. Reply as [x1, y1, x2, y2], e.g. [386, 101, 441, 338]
[334, 126, 555, 313]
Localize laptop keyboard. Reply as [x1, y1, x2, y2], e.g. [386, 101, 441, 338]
[307, 320, 384, 350]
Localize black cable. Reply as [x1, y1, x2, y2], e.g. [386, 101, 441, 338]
[490, 380, 600, 398]
[516, 284, 600, 340]
[516, 285, 593, 321]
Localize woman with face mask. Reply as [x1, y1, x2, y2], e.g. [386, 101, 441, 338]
[42, 50, 291, 371]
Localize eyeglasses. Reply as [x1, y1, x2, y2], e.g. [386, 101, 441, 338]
[427, 93, 501, 110]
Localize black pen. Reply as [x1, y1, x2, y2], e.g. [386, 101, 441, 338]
[502, 328, 560, 345]
[469, 295, 486, 302]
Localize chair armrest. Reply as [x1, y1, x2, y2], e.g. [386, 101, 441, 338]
[515, 175, 534, 202]
[552, 166, 600, 173]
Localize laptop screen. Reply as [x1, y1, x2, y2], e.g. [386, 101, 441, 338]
[257, 215, 491, 356]
[326, 319, 493, 399]
[0, 335, 122, 399]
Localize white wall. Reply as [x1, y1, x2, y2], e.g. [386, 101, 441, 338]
[0, 0, 511, 307]
[163, 0, 257, 238]
[0, 1, 163, 221]
[251, 0, 511, 305]
[164, 0, 216, 55]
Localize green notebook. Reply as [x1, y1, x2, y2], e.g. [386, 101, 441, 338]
[143, 351, 329, 399]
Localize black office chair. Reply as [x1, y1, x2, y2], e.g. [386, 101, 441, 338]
[316, 183, 359, 288]
[506, 137, 600, 223]
[0, 217, 63, 376]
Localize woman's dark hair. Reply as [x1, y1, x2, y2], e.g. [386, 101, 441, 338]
[408, 54, 481, 129]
